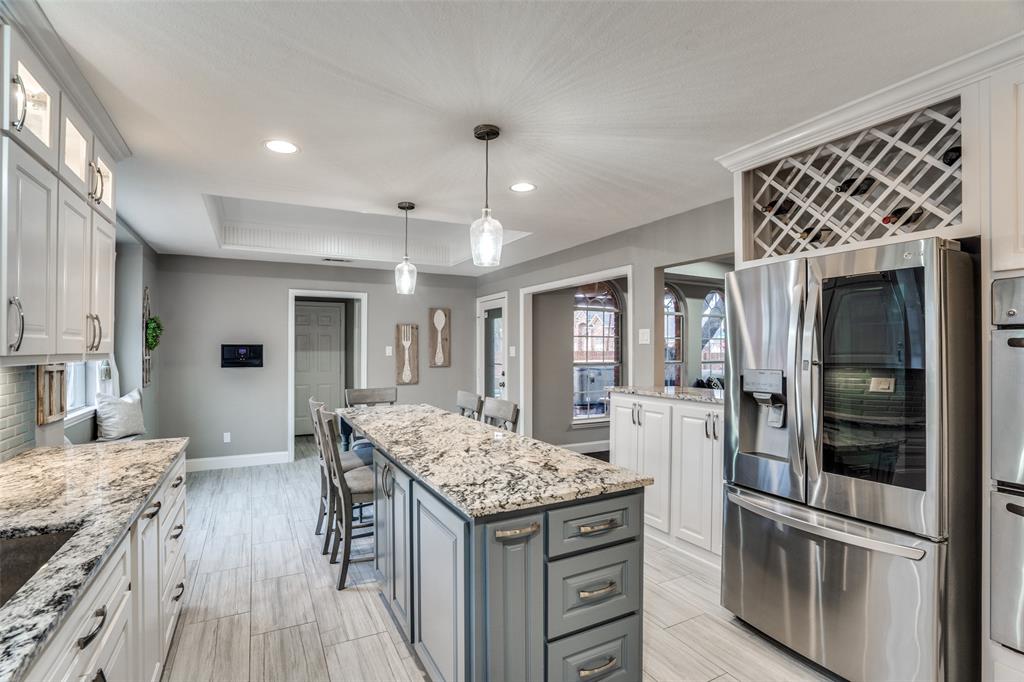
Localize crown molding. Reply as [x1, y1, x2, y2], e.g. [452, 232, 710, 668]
[0, 0, 131, 161]
[716, 32, 1024, 173]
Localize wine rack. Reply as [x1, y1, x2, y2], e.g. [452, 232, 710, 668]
[747, 97, 962, 259]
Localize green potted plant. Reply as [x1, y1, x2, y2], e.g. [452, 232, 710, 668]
[145, 316, 163, 351]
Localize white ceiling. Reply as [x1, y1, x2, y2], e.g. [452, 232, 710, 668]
[38, 1, 1024, 275]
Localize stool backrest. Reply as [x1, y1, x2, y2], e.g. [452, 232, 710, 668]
[345, 386, 398, 407]
[317, 406, 352, 502]
[456, 390, 484, 420]
[481, 397, 519, 432]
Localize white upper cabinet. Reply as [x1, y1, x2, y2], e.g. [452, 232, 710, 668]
[3, 137, 57, 357]
[59, 93, 94, 198]
[56, 183, 91, 354]
[92, 137, 115, 222]
[90, 212, 115, 355]
[2, 25, 60, 169]
[990, 60, 1024, 272]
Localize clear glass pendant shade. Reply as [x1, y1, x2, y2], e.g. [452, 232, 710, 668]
[470, 208, 503, 267]
[395, 257, 417, 295]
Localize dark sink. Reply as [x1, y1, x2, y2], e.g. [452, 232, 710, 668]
[0, 530, 77, 608]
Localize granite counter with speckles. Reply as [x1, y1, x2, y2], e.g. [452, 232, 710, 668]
[337, 404, 651, 518]
[609, 386, 725, 404]
[0, 438, 188, 682]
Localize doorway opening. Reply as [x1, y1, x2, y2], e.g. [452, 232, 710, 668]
[476, 292, 508, 401]
[287, 289, 368, 462]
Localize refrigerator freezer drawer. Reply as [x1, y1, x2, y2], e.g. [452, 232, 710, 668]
[992, 490, 1024, 653]
[722, 487, 947, 682]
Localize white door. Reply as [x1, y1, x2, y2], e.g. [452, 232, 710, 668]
[294, 303, 344, 435]
[638, 398, 672, 533]
[56, 183, 90, 354]
[609, 395, 638, 470]
[4, 137, 57, 356]
[672, 403, 715, 550]
[89, 212, 116, 354]
[476, 293, 508, 399]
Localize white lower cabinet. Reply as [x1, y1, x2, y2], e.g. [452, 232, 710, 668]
[610, 394, 724, 557]
[24, 456, 186, 682]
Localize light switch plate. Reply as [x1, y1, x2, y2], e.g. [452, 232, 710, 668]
[223, 432, 231, 443]
[638, 328, 651, 344]
[509, 346, 517, 357]
[385, 345, 393, 357]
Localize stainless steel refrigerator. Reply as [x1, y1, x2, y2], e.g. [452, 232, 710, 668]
[721, 237, 978, 681]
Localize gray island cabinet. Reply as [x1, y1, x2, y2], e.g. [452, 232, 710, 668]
[338, 404, 652, 682]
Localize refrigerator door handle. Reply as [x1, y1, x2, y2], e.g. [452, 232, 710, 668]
[726, 491, 926, 561]
[801, 268, 822, 482]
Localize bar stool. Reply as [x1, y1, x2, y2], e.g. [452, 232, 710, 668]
[309, 397, 369, 551]
[342, 387, 398, 463]
[456, 390, 483, 420]
[481, 397, 520, 432]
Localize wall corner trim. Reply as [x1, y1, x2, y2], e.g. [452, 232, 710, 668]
[185, 450, 290, 472]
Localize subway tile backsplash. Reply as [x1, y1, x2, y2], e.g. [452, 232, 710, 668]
[0, 366, 35, 463]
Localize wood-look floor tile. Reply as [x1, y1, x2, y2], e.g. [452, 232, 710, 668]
[167, 612, 250, 682]
[666, 615, 829, 682]
[198, 533, 251, 574]
[252, 494, 291, 518]
[358, 587, 414, 657]
[659, 574, 731, 621]
[310, 583, 383, 646]
[252, 539, 304, 581]
[209, 509, 252, 537]
[185, 566, 251, 624]
[250, 622, 329, 682]
[324, 633, 413, 682]
[301, 547, 340, 589]
[252, 513, 294, 542]
[643, 616, 724, 681]
[644, 579, 703, 628]
[251, 573, 316, 635]
[644, 545, 694, 584]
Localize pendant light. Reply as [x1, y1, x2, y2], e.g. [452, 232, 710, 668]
[395, 201, 417, 295]
[470, 124, 503, 266]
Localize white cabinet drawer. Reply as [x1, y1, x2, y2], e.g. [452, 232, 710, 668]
[161, 457, 186, 518]
[160, 494, 185, 592]
[160, 554, 186, 660]
[24, 534, 131, 682]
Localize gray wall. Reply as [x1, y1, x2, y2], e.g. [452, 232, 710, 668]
[476, 198, 734, 411]
[155, 256, 476, 459]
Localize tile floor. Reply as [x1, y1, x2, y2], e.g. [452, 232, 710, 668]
[161, 436, 833, 682]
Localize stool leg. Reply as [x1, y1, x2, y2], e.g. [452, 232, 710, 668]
[337, 506, 353, 590]
[321, 492, 335, 555]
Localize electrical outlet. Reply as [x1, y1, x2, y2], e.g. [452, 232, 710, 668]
[385, 345, 393, 357]
[223, 432, 231, 443]
[638, 328, 651, 344]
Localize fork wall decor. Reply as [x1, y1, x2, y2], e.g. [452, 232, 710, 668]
[395, 323, 419, 385]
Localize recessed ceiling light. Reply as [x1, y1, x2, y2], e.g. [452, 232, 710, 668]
[510, 182, 536, 193]
[264, 139, 299, 154]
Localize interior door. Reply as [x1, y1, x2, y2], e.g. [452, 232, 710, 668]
[89, 213, 116, 354]
[294, 303, 344, 436]
[4, 138, 57, 356]
[56, 183, 90, 354]
[477, 295, 507, 399]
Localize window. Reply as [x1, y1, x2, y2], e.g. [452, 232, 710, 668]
[664, 285, 685, 387]
[66, 361, 115, 416]
[700, 290, 726, 380]
[572, 282, 621, 421]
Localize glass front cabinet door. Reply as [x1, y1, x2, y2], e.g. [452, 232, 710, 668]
[92, 138, 115, 222]
[59, 93, 94, 198]
[3, 26, 61, 169]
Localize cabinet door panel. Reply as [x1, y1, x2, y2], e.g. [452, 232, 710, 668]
[4, 138, 56, 356]
[672, 405, 714, 550]
[4, 26, 61, 168]
[992, 63, 1024, 272]
[485, 514, 544, 682]
[390, 465, 413, 641]
[56, 183, 89, 354]
[373, 452, 391, 586]
[638, 399, 672, 533]
[413, 487, 466, 682]
[133, 509, 163, 682]
[710, 412, 725, 556]
[93, 138, 116, 222]
[89, 212, 115, 354]
[610, 397, 638, 470]
[59, 94, 94, 197]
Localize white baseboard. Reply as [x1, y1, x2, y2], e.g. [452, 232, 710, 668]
[561, 440, 609, 454]
[186, 450, 290, 472]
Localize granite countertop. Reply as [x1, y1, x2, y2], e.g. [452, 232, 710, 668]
[0, 437, 189, 682]
[608, 386, 725, 404]
[337, 404, 651, 519]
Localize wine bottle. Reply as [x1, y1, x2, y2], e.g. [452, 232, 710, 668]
[835, 177, 874, 195]
[942, 146, 962, 166]
[881, 206, 924, 225]
[762, 198, 794, 216]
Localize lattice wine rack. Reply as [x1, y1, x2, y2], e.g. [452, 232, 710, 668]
[748, 97, 962, 259]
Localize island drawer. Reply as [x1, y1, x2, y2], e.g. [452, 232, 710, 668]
[547, 540, 640, 639]
[546, 613, 641, 682]
[160, 493, 186, 590]
[546, 494, 642, 559]
[162, 455, 186, 514]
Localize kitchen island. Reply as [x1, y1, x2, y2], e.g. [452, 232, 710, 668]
[337, 404, 651, 682]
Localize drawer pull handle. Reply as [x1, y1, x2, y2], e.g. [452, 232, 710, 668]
[577, 519, 621, 536]
[93, 669, 107, 682]
[578, 581, 618, 600]
[172, 582, 186, 602]
[495, 522, 540, 540]
[171, 523, 185, 539]
[143, 501, 162, 519]
[578, 656, 618, 679]
[76, 606, 107, 649]
[171, 475, 184, 489]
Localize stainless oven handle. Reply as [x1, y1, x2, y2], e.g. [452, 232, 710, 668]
[1008, 338, 1024, 348]
[801, 270, 821, 482]
[727, 491, 926, 560]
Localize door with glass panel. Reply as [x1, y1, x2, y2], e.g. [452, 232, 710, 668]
[4, 26, 61, 168]
[477, 294, 507, 400]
